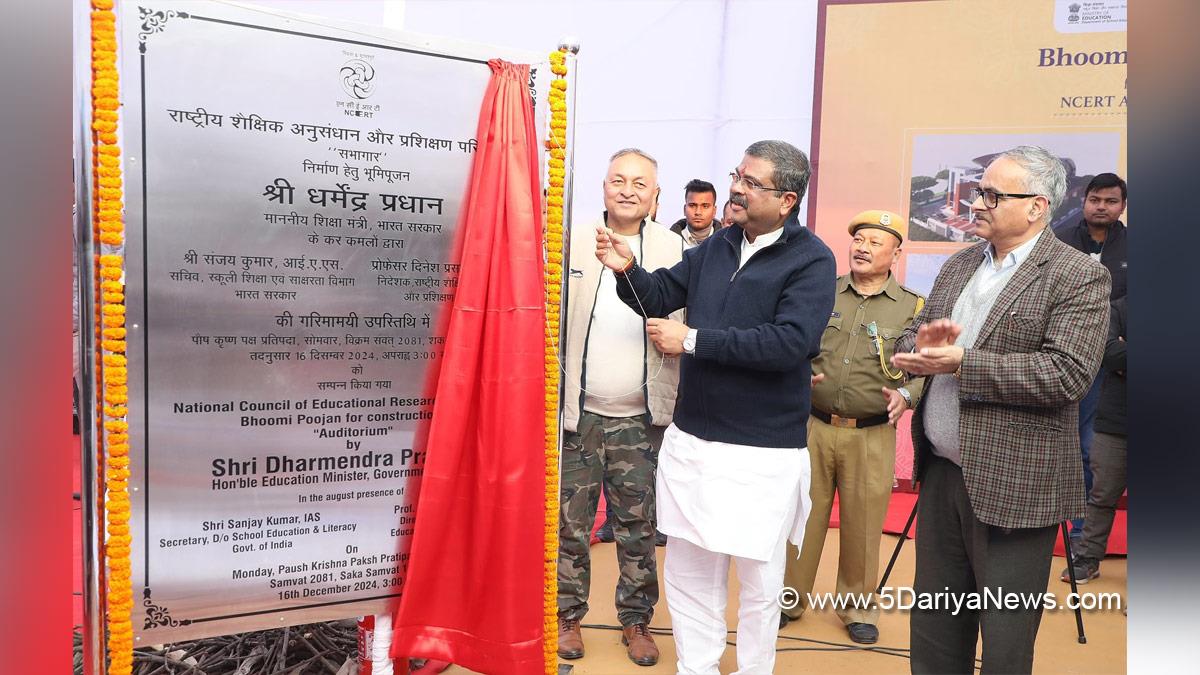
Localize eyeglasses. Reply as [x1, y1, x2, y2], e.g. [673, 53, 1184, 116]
[971, 187, 1041, 209]
[729, 170, 789, 194]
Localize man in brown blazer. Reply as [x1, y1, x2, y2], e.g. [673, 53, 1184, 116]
[891, 145, 1110, 674]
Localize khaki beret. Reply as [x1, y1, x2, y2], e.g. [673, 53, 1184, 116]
[847, 209, 906, 243]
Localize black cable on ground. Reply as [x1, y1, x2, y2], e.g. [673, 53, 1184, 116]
[578, 622, 984, 671]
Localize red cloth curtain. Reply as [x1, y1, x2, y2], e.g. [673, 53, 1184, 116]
[391, 60, 546, 675]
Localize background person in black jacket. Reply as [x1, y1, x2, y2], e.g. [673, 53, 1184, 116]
[669, 179, 721, 249]
[1054, 172, 1127, 543]
[1062, 296, 1126, 583]
[595, 139, 835, 674]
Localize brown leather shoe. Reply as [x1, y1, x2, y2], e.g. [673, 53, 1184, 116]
[557, 617, 584, 660]
[621, 623, 659, 666]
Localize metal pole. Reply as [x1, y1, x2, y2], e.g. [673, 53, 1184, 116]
[1060, 521, 1087, 644]
[876, 495, 918, 593]
[556, 37, 580, 458]
[76, 0, 107, 671]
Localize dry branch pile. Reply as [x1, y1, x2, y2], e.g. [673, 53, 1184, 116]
[74, 620, 361, 675]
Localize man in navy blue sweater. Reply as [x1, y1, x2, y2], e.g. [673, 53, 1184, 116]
[595, 140, 835, 674]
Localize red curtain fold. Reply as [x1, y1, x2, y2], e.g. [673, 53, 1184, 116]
[390, 60, 546, 675]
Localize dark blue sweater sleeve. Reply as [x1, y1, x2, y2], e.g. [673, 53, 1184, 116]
[692, 246, 836, 372]
[614, 254, 691, 318]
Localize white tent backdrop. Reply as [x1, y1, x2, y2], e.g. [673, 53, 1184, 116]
[237, 0, 820, 227]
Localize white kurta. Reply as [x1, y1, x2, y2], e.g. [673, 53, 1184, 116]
[655, 423, 812, 562]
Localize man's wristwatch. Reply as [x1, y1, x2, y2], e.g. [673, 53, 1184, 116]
[683, 328, 697, 355]
[897, 387, 912, 407]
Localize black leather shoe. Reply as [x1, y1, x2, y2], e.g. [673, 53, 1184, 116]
[778, 613, 791, 629]
[847, 622, 878, 644]
[595, 520, 614, 543]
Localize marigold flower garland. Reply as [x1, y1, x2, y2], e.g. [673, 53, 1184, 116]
[91, 1, 134, 673]
[543, 47, 569, 674]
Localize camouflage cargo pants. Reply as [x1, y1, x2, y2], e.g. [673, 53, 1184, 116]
[558, 412, 659, 627]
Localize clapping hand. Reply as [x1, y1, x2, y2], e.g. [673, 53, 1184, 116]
[891, 319, 965, 376]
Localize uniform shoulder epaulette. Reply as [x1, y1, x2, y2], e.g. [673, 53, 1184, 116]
[899, 285, 925, 317]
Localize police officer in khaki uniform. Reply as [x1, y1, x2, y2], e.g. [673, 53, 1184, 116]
[781, 210, 925, 645]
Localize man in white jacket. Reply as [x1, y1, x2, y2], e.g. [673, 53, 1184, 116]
[557, 148, 683, 667]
